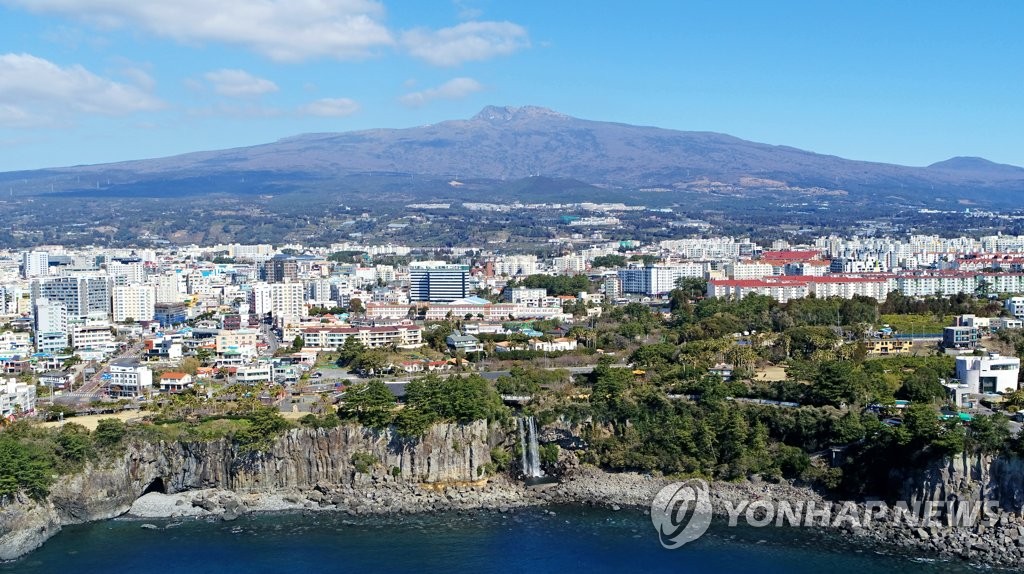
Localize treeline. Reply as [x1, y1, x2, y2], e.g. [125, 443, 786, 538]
[0, 419, 127, 499]
[336, 374, 508, 437]
[550, 360, 1021, 492]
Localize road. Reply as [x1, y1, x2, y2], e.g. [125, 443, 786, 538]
[59, 339, 145, 402]
[260, 324, 280, 355]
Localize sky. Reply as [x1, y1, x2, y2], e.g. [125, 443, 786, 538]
[0, 0, 1021, 172]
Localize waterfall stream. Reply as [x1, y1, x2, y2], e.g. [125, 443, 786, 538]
[518, 415, 543, 478]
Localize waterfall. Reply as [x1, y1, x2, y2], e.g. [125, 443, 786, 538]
[527, 416, 542, 478]
[517, 417, 528, 477]
[518, 415, 543, 478]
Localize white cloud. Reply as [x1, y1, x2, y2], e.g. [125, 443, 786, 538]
[402, 21, 529, 66]
[299, 98, 360, 117]
[0, 53, 163, 128]
[2, 0, 394, 62]
[204, 69, 279, 97]
[400, 77, 483, 107]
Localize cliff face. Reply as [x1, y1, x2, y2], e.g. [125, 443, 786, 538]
[0, 422, 497, 560]
[897, 451, 1024, 511]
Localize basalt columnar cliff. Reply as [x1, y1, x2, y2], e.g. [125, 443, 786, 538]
[3, 106, 1024, 207]
[0, 422, 501, 560]
[8, 421, 1024, 565]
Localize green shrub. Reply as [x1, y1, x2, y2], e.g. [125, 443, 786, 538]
[352, 452, 378, 474]
[94, 418, 127, 448]
[490, 446, 512, 471]
[539, 443, 560, 466]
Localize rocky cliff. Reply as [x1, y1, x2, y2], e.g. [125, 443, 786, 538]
[0, 422, 498, 560]
[898, 451, 1024, 511]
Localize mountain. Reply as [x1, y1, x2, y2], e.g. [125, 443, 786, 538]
[927, 156, 1024, 176]
[4, 105, 1024, 206]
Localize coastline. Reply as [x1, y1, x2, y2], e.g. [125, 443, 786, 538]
[3, 418, 1024, 570]
[10, 466, 1008, 570]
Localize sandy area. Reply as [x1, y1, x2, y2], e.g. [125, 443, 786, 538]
[39, 410, 149, 430]
[753, 365, 788, 381]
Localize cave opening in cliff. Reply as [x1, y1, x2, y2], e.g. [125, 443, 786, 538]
[142, 477, 167, 495]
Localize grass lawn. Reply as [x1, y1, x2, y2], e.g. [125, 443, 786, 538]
[879, 314, 951, 335]
[139, 417, 252, 442]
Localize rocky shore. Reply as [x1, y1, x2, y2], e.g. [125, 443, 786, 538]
[111, 466, 1024, 569]
[4, 422, 1024, 569]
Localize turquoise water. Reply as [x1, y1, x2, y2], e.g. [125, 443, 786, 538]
[3, 506, 984, 573]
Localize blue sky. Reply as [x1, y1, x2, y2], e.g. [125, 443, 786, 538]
[0, 0, 1021, 172]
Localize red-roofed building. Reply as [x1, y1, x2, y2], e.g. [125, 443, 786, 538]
[159, 372, 193, 393]
[761, 250, 822, 262]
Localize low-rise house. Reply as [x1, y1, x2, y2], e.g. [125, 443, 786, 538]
[992, 318, 1024, 331]
[39, 370, 74, 390]
[527, 337, 578, 353]
[942, 326, 979, 350]
[235, 364, 274, 385]
[708, 362, 735, 381]
[866, 338, 913, 355]
[446, 331, 482, 353]
[159, 372, 194, 393]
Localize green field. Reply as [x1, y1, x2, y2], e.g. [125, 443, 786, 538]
[879, 314, 951, 335]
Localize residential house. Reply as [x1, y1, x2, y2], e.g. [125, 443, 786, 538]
[159, 372, 194, 393]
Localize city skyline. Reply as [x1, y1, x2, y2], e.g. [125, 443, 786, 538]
[0, 1, 1021, 172]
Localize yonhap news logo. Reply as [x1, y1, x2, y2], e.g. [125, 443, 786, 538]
[650, 479, 713, 549]
[651, 480, 1001, 550]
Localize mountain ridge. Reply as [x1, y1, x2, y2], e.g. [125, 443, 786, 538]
[3, 106, 1023, 206]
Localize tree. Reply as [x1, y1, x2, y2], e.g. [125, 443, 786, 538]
[349, 298, 365, 314]
[178, 357, 201, 376]
[235, 407, 292, 452]
[337, 380, 397, 429]
[591, 254, 627, 268]
[677, 277, 708, 301]
[196, 348, 213, 364]
[353, 349, 390, 375]
[0, 434, 53, 499]
[290, 335, 305, 352]
[897, 369, 947, 403]
[337, 337, 367, 366]
[94, 418, 127, 447]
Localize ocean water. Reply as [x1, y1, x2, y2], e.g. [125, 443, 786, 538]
[3, 506, 985, 574]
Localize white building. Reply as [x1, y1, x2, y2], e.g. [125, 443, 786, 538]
[33, 297, 68, 353]
[727, 261, 775, 280]
[107, 259, 146, 284]
[32, 275, 111, 319]
[249, 281, 304, 326]
[154, 273, 185, 304]
[1, 378, 36, 419]
[493, 255, 538, 277]
[22, 251, 48, 279]
[235, 364, 274, 385]
[70, 322, 115, 350]
[955, 353, 1020, 395]
[112, 284, 156, 323]
[528, 337, 578, 352]
[296, 324, 423, 349]
[1006, 297, 1024, 319]
[552, 254, 587, 275]
[505, 287, 553, 307]
[106, 359, 153, 398]
[603, 276, 622, 300]
[619, 263, 704, 296]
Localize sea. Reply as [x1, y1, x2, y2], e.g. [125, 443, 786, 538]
[2, 505, 989, 574]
